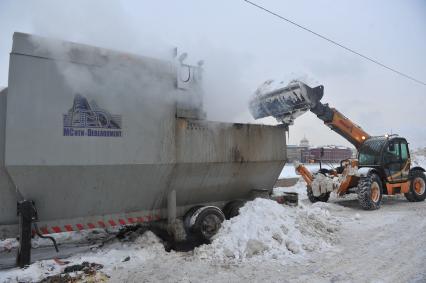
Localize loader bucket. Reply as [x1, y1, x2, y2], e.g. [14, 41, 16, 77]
[249, 80, 324, 126]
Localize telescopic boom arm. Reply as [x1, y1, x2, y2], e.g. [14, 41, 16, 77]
[249, 80, 370, 149]
[310, 99, 370, 149]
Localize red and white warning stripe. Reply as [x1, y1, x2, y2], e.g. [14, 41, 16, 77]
[33, 211, 163, 235]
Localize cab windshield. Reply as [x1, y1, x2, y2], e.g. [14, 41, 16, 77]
[358, 138, 386, 166]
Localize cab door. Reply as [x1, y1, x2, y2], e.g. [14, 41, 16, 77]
[383, 140, 410, 182]
[383, 140, 402, 182]
[399, 141, 410, 181]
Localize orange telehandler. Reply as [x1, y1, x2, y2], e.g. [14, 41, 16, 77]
[250, 80, 425, 210]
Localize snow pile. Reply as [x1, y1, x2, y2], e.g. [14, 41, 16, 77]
[195, 198, 339, 262]
[412, 149, 426, 168]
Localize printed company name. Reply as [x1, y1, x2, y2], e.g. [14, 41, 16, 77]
[63, 128, 122, 137]
[63, 94, 122, 137]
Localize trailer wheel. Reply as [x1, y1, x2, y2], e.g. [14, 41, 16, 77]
[405, 170, 426, 202]
[357, 173, 382, 210]
[184, 206, 225, 241]
[307, 186, 330, 203]
[223, 200, 245, 220]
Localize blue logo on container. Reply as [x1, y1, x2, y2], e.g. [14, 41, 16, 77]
[63, 94, 122, 137]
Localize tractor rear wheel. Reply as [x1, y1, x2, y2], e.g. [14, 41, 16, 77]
[405, 170, 426, 202]
[357, 173, 382, 210]
[307, 186, 330, 203]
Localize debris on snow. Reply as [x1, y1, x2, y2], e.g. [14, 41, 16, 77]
[40, 261, 107, 283]
[0, 231, 166, 283]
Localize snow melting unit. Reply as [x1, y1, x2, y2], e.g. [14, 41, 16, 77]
[0, 33, 287, 266]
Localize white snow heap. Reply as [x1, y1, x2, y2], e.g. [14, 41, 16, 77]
[311, 173, 337, 196]
[412, 148, 426, 168]
[195, 198, 340, 262]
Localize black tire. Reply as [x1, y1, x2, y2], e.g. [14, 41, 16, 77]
[335, 166, 345, 174]
[223, 200, 245, 220]
[307, 186, 330, 203]
[282, 192, 298, 203]
[184, 206, 225, 241]
[357, 172, 383, 210]
[405, 170, 426, 202]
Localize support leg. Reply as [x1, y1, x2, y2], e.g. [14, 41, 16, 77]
[16, 200, 36, 268]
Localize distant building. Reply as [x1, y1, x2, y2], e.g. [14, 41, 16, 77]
[286, 136, 310, 162]
[301, 145, 353, 163]
[299, 136, 309, 147]
[287, 136, 354, 163]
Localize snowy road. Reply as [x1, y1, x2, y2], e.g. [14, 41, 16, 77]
[308, 196, 426, 282]
[107, 194, 426, 283]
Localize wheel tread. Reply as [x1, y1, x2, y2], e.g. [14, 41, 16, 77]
[357, 173, 382, 210]
[405, 170, 426, 202]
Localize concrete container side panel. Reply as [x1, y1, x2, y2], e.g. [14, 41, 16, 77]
[175, 119, 286, 163]
[0, 89, 6, 163]
[232, 123, 286, 161]
[0, 89, 18, 225]
[6, 164, 175, 222]
[3, 159, 285, 226]
[6, 53, 177, 166]
[0, 168, 18, 225]
[171, 161, 285, 207]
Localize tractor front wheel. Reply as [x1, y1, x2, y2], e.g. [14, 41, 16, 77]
[357, 173, 383, 210]
[405, 170, 426, 202]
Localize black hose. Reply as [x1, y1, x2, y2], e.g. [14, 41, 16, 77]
[33, 222, 59, 253]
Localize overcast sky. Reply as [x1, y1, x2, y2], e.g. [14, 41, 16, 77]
[0, 0, 425, 148]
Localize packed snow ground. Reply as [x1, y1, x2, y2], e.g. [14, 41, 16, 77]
[1, 153, 426, 282]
